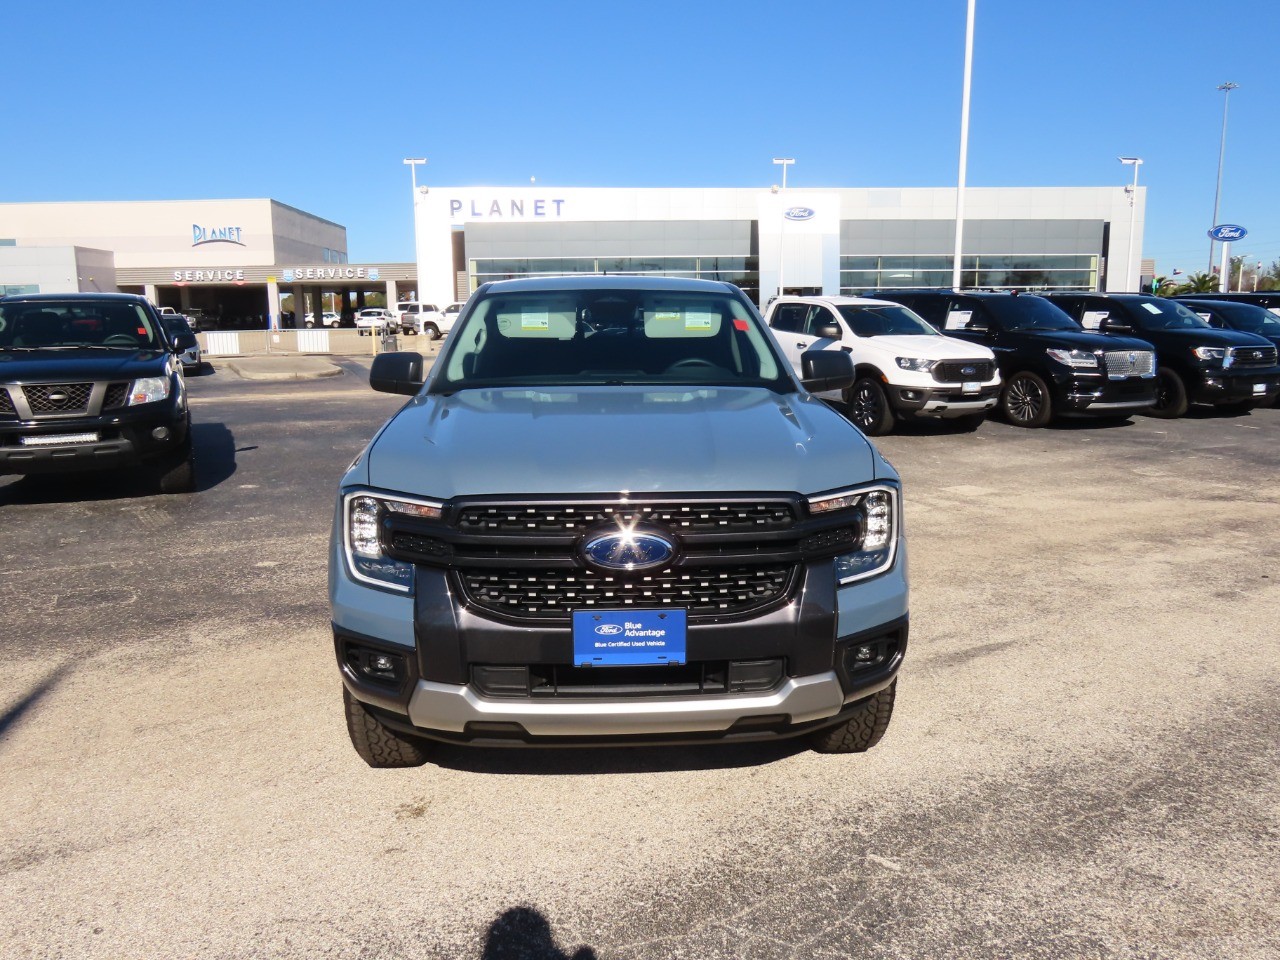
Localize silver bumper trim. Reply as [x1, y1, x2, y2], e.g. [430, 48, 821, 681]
[405, 671, 846, 736]
[1081, 399, 1155, 410]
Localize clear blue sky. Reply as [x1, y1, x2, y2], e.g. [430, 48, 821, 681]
[4, 0, 1275, 277]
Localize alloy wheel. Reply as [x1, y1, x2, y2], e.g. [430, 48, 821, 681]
[852, 384, 880, 429]
[1007, 376, 1044, 423]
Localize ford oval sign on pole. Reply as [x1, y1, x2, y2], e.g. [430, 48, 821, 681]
[1208, 224, 1247, 241]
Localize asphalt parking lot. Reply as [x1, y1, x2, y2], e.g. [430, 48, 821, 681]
[2, 361, 1277, 960]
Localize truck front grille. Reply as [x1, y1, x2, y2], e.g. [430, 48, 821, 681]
[1103, 350, 1155, 379]
[932, 360, 994, 383]
[456, 499, 796, 535]
[102, 382, 130, 410]
[1228, 345, 1277, 368]
[0, 388, 14, 419]
[21, 382, 93, 415]
[458, 563, 795, 621]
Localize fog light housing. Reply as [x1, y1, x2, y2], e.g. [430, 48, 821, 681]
[151, 426, 170, 440]
[344, 645, 405, 685]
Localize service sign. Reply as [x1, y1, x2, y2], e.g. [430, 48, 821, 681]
[1208, 224, 1247, 241]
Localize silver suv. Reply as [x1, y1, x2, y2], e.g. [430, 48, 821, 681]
[330, 277, 908, 766]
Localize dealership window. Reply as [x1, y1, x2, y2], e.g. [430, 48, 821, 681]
[839, 254, 1099, 294]
[1, 284, 39, 295]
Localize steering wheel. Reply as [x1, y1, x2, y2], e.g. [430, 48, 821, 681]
[665, 358, 722, 372]
[103, 335, 139, 346]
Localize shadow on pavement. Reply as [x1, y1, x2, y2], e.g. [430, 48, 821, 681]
[433, 738, 805, 776]
[481, 906, 597, 960]
[192, 421, 237, 491]
[0, 663, 71, 748]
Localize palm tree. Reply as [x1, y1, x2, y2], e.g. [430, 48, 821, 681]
[1181, 272, 1218, 293]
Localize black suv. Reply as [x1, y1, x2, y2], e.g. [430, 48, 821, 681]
[0, 293, 197, 493]
[1176, 291, 1280, 312]
[868, 291, 1157, 427]
[1173, 298, 1280, 352]
[1045, 293, 1280, 417]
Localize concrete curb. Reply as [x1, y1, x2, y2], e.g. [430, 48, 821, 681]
[223, 357, 344, 381]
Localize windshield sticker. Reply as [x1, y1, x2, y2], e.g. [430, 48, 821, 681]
[684, 312, 715, 330]
[944, 310, 971, 330]
[520, 311, 549, 330]
[1081, 310, 1108, 330]
[651, 311, 682, 324]
[1142, 302, 1163, 315]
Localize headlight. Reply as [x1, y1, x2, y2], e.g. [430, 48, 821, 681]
[895, 357, 935, 372]
[1045, 348, 1098, 369]
[127, 376, 171, 405]
[808, 486, 898, 583]
[342, 491, 443, 592]
[1192, 346, 1226, 362]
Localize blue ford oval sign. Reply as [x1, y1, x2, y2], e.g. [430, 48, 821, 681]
[1209, 224, 1247, 241]
[784, 207, 816, 221]
[582, 531, 675, 571]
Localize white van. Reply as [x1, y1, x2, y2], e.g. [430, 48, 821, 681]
[764, 295, 1001, 434]
[394, 302, 447, 339]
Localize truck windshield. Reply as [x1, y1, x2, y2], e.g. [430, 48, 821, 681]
[837, 304, 937, 337]
[434, 289, 789, 391]
[1128, 299, 1212, 330]
[0, 300, 164, 351]
[982, 296, 1081, 331]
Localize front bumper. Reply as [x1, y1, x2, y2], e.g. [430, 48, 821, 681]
[0, 406, 188, 474]
[1190, 366, 1280, 405]
[333, 538, 909, 745]
[891, 383, 1000, 417]
[1053, 370, 1156, 414]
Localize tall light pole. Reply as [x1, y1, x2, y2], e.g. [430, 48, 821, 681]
[772, 157, 794, 298]
[1119, 157, 1143, 292]
[402, 158, 427, 302]
[1207, 82, 1238, 283]
[952, 0, 976, 290]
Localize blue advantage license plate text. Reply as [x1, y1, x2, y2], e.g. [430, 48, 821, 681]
[572, 609, 687, 667]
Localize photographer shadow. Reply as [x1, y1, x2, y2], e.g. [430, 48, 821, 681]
[481, 907, 597, 960]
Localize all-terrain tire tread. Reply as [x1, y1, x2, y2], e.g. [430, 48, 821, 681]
[808, 680, 896, 754]
[343, 687, 432, 768]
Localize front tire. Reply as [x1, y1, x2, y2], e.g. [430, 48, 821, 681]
[1001, 371, 1053, 427]
[1149, 367, 1188, 418]
[343, 687, 433, 768]
[421, 322, 441, 341]
[155, 434, 195, 494]
[809, 681, 896, 754]
[847, 377, 895, 435]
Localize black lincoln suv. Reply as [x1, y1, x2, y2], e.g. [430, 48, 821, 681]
[868, 291, 1157, 427]
[0, 293, 197, 493]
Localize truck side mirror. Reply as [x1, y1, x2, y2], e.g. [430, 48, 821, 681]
[370, 351, 426, 395]
[173, 333, 198, 352]
[1100, 317, 1133, 335]
[800, 349, 855, 392]
[815, 322, 842, 340]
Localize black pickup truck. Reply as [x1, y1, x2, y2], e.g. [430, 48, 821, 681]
[1045, 293, 1280, 417]
[868, 291, 1157, 427]
[0, 292, 197, 493]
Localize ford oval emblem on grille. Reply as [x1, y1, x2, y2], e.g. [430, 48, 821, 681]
[784, 206, 815, 221]
[582, 529, 675, 571]
[960, 365, 976, 376]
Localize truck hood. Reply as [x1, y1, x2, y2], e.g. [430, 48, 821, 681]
[366, 386, 878, 498]
[1010, 330, 1153, 352]
[0, 348, 170, 382]
[868, 334, 995, 361]
[1146, 327, 1274, 349]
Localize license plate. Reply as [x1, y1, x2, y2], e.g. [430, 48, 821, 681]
[963, 381, 980, 394]
[19, 432, 99, 447]
[1253, 383, 1266, 394]
[572, 609, 687, 667]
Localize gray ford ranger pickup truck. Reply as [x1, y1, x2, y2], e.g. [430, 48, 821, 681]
[330, 276, 908, 767]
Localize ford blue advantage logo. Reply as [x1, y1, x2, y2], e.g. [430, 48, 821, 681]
[582, 530, 675, 571]
[594, 623, 624, 636]
[1209, 224, 1247, 241]
[784, 207, 815, 221]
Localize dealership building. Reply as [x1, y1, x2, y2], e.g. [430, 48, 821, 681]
[414, 185, 1147, 309]
[1, 185, 1146, 325]
[0, 199, 416, 327]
